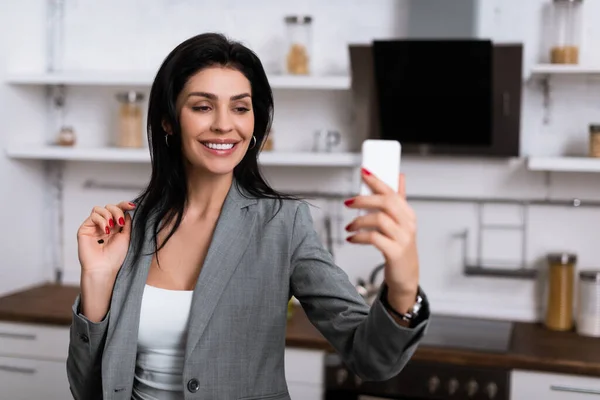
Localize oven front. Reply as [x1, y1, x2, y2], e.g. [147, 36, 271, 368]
[324, 355, 510, 400]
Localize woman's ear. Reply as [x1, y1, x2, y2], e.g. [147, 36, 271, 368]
[162, 119, 172, 135]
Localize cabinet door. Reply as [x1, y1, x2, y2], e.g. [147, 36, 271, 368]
[511, 370, 600, 400]
[0, 356, 71, 400]
[0, 322, 69, 360]
[287, 382, 322, 400]
[285, 348, 324, 386]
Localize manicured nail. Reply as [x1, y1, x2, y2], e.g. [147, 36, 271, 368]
[345, 223, 353, 231]
[361, 167, 372, 176]
[118, 217, 125, 226]
[346, 236, 355, 242]
[109, 219, 115, 228]
[105, 226, 110, 235]
[128, 202, 136, 207]
[344, 198, 355, 206]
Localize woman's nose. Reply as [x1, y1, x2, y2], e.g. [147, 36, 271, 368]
[211, 108, 233, 133]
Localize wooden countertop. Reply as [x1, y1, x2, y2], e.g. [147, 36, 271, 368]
[0, 283, 78, 326]
[3, 283, 600, 377]
[288, 305, 600, 378]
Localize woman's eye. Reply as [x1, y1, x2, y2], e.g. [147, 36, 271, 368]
[234, 107, 250, 113]
[192, 106, 211, 112]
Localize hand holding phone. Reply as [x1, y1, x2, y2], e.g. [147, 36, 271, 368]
[345, 140, 420, 308]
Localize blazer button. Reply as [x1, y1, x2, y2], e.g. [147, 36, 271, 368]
[79, 333, 89, 343]
[187, 378, 200, 393]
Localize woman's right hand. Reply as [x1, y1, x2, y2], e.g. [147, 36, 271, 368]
[77, 201, 137, 278]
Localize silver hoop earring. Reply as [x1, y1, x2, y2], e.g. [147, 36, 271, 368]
[249, 135, 257, 149]
[165, 134, 169, 147]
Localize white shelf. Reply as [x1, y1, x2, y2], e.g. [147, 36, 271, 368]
[261, 151, 360, 166]
[268, 75, 350, 90]
[5, 145, 361, 167]
[528, 156, 600, 173]
[5, 71, 351, 90]
[530, 64, 600, 76]
[6, 146, 150, 163]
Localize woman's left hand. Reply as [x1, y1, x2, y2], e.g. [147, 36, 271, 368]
[344, 168, 419, 311]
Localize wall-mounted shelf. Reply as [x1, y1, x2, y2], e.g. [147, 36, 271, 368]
[529, 65, 600, 125]
[530, 64, 600, 77]
[5, 145, 361, 167]
[5, 71, 351, 90]
[528, 156, 600, 173]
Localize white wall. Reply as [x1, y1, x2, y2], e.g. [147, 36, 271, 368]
[0, 0, 53, 295]
[3, 0, 600, 320]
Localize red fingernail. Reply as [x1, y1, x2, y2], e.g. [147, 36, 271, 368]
[118, 217, 125, 226]
[105, 226, 110, 235]
[128, 202, 136, 207]
[344, 198, 355, 206]
[345, 223, 353, 231]
[109, 219, 114, 228]
[346, 236, 355, 242]
[361, 167, 372, 176]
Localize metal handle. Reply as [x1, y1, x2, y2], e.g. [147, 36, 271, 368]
[551, 385, 600, 395]
[0, 365, 36, 375]
[0, 332, 36, 340]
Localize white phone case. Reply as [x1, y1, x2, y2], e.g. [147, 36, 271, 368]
[359, 139, 402, 197]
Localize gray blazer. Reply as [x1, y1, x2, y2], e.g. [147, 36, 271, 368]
[66, 181, 429, 400]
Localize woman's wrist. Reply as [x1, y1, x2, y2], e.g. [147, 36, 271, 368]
[80, 271, 117, 323]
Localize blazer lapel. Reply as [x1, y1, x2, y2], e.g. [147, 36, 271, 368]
[102, 210, 156, 394]
[185, 181, 257, 358]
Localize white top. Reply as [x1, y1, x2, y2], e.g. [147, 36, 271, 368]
[132, 285, 194, 400]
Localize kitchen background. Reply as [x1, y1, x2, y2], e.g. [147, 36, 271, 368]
[2, 0, 600, 399]
[3, 0, 600, 320]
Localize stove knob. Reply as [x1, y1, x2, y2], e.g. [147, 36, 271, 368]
[466, 379, 479, 397]
[447, 378, 460, 395]
[428, 375, 440, 393]
[336, 369, 348, 386]
[486, 382, 498, 399]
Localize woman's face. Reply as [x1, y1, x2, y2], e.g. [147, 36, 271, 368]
[175, 67, 255, 175]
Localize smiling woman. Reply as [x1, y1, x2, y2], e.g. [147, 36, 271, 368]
[141, 33, 296, 259]
[66, 32, 429, 400]
[173, 68, 255, 175]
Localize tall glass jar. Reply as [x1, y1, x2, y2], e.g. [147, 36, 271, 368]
[550, 0, 584, 64]
[545, 253, 577, 331]
[116, 91, 145, 148]
[589, 124, 600, 157]
[577, 270, 600, 337]
[284, 15, 312, 75]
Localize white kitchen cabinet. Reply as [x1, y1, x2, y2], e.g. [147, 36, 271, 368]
[0, 322, 70, 400]
[285, 348, 325, 400]
[287, 382, 323, 400]
[0, 322, 69, 360]
[511, 370, 600, 400]
[0, 355, 71, 400]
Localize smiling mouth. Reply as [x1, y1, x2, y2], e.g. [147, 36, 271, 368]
[201, 142, 237, 150]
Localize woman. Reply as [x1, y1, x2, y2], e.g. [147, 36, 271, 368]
[67, 33, 429, 400]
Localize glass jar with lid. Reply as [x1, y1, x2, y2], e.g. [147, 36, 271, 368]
[577, 270, 600, 337]
[545, 252, 577, 331]
[549, 0, 584, 64]
[589, 124, 600, 157]
[284, 15, 312, 75]
[116, 91, 145, 148]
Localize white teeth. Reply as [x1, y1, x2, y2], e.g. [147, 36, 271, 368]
[204, 142, 234, 150]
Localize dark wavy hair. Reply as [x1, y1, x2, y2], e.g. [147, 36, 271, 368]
[130, 32, 296, 264]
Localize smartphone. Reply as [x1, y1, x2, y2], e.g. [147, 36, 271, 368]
[359, 139, 402, 198]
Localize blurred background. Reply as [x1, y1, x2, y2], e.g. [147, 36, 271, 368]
[2, 0, 600, 399]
